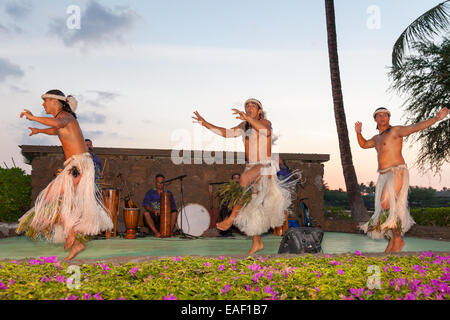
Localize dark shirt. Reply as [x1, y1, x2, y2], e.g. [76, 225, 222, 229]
[91, 152, 102, 190]
[142, 188, 177, 213]
[277, 165, 291, 181]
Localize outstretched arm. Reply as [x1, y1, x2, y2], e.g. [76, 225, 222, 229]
[396, 107, 449, 137]
[28, 127, 58, 136]
[20, 109, 70, 129]
[192, 111, 243, 138]
[355, 121, 375, 149]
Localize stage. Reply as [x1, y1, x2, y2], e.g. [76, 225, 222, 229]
[1, 232, 449, 263]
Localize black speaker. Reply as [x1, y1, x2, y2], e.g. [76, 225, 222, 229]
[278, 227, 324, 254]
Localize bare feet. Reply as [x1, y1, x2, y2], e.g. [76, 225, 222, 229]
[64, 231, 76, 251]
[248, 242, 264, 255]
[64, 241, 85, 261]
[216, 216, 235, 231]
[154, 232, 161, 238]
[391, 238, 405, 253]
[385, 238, 394, 253]
[247, 236, 264, 255]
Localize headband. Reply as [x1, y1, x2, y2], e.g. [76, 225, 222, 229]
[41, 94, 78, 112]
[373, 108, 390, 118]
[244, 98, 263, 110]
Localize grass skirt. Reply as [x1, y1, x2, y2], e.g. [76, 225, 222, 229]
[16, 153, 113, 243]
[226, 160, 298, 236]
[360, 164, 415, 239]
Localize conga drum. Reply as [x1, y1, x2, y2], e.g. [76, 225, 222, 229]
[124, 208, 140, 239]
[102, 188, 120, 238]
[159, 192, 171, 237]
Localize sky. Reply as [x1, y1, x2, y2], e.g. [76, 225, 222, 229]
[0, 0, 448, 191]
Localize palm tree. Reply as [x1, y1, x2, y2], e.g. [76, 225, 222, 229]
[324, 0, 369, 223]
[392, 0, 450, 70]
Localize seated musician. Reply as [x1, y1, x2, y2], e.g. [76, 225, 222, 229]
[142, 174, 178, 237]
[218, 173, 241, 237]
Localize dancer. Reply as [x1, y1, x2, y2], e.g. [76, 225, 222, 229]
[16, 90, 113, 260]
[355, 106, 448, 253]
[193, 99, 296, 255]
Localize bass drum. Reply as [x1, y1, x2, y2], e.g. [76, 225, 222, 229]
[177, 203, 211, 237]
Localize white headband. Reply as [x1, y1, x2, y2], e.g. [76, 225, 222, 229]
[41, 94, 78, 112]
[373, 108, 390, 118]
[245, 98, 263, 110]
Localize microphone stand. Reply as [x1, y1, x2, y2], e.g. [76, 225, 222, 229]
[166, 175, 194, 239]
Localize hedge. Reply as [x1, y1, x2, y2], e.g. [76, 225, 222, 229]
[0, 168, 31, 223]
[0, 252, 448, 300]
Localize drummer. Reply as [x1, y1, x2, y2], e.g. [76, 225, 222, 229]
[142, 174, 178, 238]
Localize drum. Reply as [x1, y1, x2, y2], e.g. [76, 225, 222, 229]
[160, 192, 172, 237]
[177, 203, 211, 237]
[124, 208, 140, 239]
[102, 188, 120, 238]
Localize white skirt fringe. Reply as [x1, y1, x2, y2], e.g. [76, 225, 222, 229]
[16, 153, 113, 243]
[233, 160, 298, 236]
[360, 164, 415, 239]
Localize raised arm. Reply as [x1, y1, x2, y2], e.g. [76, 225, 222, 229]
[20, 109, 71, 129]
[232, 109, 272, 136]
[192, 111, 244, 138]
[396, 107, 449, 138]
[355, 121, 375, 149]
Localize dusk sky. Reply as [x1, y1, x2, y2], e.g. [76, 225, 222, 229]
[0, 0, 448, 190]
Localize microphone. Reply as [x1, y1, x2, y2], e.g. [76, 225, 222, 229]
[165, 175, 188, 183]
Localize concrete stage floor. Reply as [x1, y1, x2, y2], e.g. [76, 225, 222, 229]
[1, 232, 449, 262]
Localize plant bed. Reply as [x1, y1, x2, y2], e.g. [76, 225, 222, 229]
[0, 251, 448, 300]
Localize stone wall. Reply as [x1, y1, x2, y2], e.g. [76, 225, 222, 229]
[20, 145, 330, 233]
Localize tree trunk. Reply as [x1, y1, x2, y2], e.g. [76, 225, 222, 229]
[324, 0, 369, 223]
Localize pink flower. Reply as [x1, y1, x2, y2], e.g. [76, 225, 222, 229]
[219, 265, 225, 271]
[0, 281, 7, 290]
[317, 272, 322, 279]
[403, 293, 416, 300]
[221, 284, 231, 295]
[163, 294, 178, 300]
[245, 285, 251, 292]
[93, 292, 103, 300]
[354, 250, 361, 256]
[8, 279, 15, 286]
[314, 287, 321, 292]
[204, 262, 211, 267]
[392, 266, 402, 273]
[337, 269, 344, 275]
[129, 266, 139, 277]
[83, 293, 91, 300]
[266, 271, 273, 281]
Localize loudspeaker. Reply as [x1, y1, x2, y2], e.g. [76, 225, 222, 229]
[278, 227, 324, 254]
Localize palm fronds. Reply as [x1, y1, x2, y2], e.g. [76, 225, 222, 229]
[392, 1, 450, 69]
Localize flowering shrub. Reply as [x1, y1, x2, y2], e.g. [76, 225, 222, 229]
[0, 252, 448, 300]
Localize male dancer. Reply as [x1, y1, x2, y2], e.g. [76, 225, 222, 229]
[355, 106, 448, 253]
[193, 99, 295, 254]
[17, 90, 113, 260]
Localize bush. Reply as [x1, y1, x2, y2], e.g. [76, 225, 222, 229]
[324, 206, 352, 220]
[410, 207, 450, 227]
[0, 253, 448, 300]
[0, 168, 31, 223]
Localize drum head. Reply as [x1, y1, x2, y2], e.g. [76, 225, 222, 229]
[177, 204, 211, 237]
